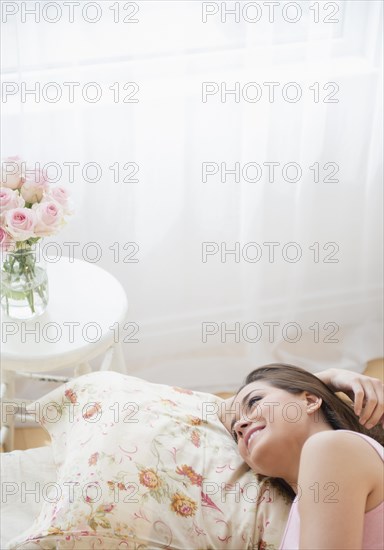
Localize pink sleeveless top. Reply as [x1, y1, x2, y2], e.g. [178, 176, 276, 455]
[279, 430, 384, 550]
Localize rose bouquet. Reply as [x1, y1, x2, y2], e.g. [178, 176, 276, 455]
[0, 156, 72, 319]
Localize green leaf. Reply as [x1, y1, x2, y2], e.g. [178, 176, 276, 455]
[98, 518, 111, 529]
[88, 518, 98, 531]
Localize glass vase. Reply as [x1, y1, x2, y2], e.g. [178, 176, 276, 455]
[1, 247, 49, 320]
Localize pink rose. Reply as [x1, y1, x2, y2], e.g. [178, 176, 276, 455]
[0, 188, 25, 218]
[4, 208, 37, 241]
[1, 156, 23, 190]
[32, 200, 64, 237]
[45, 186, 73, 215]
[102, 504, 115, 513]
[88, 452, 99, 466]
[20, 169, 49, 204]
[0, 227, 14, 251]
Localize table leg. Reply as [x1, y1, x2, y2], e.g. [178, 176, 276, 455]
[0, 370, 15, 452]
[74, 363, 92, 377]
[109, 343, 126, 373]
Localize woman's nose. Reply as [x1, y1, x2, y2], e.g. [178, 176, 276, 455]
[235, 418, 250, 438]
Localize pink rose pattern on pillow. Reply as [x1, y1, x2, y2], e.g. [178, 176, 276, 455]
[9, 372, 290, 549]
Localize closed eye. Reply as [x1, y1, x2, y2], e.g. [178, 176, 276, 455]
[246, 396, 262, 410]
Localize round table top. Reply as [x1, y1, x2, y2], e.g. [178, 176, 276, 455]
[1, 257, 128, 372]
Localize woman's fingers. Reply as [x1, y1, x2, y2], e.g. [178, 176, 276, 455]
[357, 379, 384, 428]
[348, 384, 364, 417]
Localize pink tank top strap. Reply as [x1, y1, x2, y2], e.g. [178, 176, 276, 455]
[338, 430, 384, 460]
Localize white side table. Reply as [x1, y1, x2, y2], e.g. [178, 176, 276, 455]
[0, 257, 128, 451]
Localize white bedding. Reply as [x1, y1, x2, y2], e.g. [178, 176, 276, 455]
[1, 446, 56, 549]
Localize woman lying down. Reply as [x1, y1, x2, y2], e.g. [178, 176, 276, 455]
[221, 364, 383, 550]
[4, 365, 382, 550]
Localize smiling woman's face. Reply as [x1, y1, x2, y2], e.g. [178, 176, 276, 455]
[230, 381, 312, 479]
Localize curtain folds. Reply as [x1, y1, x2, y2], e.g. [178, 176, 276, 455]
[2, 1, 382, 389]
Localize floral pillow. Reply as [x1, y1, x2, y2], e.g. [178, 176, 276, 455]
[8, 371, 290, 549]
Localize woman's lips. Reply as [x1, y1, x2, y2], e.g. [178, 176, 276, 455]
[245, 425, 266, 449]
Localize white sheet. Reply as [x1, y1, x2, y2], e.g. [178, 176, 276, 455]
[1, 446, 56, 549]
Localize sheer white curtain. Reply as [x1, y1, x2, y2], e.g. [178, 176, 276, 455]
[237, 2, 384, 373]
[2, 1, 382, 391]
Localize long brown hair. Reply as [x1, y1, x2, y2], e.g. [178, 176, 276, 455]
[239, 363, 384, 499]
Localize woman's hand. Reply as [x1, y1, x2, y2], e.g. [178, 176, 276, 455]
[316, 368, 384, 429]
